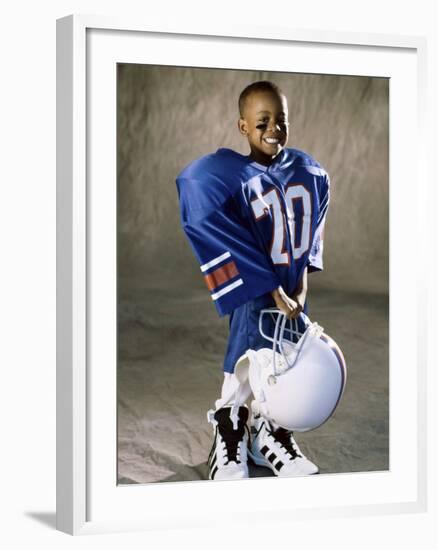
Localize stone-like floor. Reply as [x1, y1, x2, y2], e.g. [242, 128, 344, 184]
[117, 286, 388, 484]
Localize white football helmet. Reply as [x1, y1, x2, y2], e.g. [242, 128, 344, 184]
[234, 309, 347, 432]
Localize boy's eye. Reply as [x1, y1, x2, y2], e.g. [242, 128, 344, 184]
[256, 123, 268, 130]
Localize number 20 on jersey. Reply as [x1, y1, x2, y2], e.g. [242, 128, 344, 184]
[251, 184, 312, 265]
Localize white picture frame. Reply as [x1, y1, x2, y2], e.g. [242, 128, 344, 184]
[56, 14, 427, 535]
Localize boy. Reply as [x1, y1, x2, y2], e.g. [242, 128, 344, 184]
[176, 81, 330, 480]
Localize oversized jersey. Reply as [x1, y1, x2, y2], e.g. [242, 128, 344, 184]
[176, 147, 330, 317]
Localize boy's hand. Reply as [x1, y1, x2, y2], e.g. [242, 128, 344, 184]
[291, 288, 307, 313]
[271, 286, 303, 320]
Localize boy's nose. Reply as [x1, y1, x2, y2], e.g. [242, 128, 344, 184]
[268, 122, 282, 132]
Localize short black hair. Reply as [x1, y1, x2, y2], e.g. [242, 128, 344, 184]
[238, 81, 285, 117]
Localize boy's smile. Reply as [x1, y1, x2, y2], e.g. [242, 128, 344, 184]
[238, 90, 289, 166]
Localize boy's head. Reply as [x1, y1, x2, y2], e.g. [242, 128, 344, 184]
[238, 81, 289, 166]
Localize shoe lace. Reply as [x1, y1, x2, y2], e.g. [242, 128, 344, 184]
[220, 425, 250, 464]
[270, 426, 302, 460]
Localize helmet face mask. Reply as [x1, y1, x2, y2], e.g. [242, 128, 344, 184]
[236, 309, 347, 432]
[258, 310, 324, 377]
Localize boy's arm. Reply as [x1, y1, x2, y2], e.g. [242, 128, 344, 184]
[177, 176, 281, 317]
[271, 267, 308, 320]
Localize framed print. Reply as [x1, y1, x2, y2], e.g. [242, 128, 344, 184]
[56, 15, 427, 535]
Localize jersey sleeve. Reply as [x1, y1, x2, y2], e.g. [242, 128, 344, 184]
[177, 176, 280, 316]
[307, 173, 330, 273]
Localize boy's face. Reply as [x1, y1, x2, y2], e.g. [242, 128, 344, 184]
[238, 90, 289, 165]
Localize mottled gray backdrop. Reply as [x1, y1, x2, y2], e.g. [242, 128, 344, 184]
[117, 65, 389, 484]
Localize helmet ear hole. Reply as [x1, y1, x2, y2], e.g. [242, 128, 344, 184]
[267, 375, 277, 386]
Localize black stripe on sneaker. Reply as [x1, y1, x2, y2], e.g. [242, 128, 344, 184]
[261, 445, 269, 456]
[252, 420, 264, 440]
[209, 454, 217, 470]
[211, 466, 218, 480]
[268, 452, 277, 463]
[275, 461, 284, 471]
[207, 430, 218, 465]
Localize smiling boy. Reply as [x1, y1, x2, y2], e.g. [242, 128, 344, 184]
[176, 81, 330, 480]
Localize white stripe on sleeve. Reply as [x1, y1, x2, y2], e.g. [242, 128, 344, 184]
[211, 279, 244, 300]
[200, 251, 231, 272]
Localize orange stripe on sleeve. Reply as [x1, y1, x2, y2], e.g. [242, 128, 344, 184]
[204, 261, 239, 291]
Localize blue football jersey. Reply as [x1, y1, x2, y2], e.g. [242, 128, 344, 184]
[176, 147, 330, 317]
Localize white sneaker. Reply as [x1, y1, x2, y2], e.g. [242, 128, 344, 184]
[248, 414, 319, 477]
[207, 406, 250, 481]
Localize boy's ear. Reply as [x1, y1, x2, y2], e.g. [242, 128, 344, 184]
[238, 118, 248, 136]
